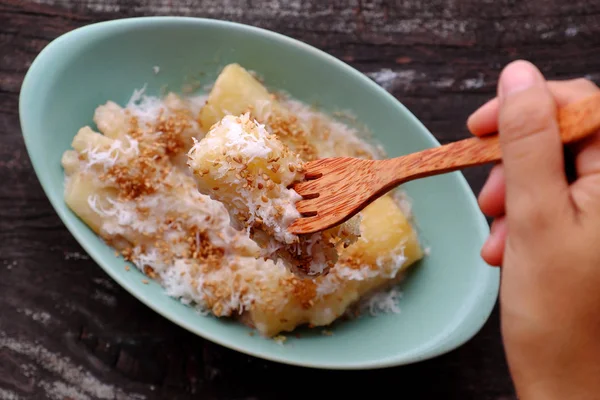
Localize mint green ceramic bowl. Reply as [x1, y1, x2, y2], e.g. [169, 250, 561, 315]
[19, 17, 499, 369]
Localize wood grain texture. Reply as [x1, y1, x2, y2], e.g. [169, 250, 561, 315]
[291, 92, 600, 234]
[2, 0, 600, 398]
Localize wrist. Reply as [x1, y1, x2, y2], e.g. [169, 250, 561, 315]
[501, 293, 600, 400]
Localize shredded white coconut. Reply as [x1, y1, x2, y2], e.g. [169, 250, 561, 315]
[60, 64, 424, 337]
[188, 113, 362, 277]
[362, 286, 403, 316]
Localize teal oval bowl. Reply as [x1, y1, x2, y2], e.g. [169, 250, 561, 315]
[19, 17, 499, 369]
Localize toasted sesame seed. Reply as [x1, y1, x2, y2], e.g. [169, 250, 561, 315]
[77, 91, 379, 338]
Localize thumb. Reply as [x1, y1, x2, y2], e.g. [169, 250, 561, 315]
[497, 60, 570, 226]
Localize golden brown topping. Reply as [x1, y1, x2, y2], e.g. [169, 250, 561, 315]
[121, 247, 133, 261]
[281, 276, 317, 309]
[144, 265, 158, 279]
[128, 115, 141, 138]
[265, 114, 317, 161]
[154, 111, 191, 155]
[102, 161, 159, 200]
[339, 254, 374, 271]
[187, 228, 225, 269]
[72, 84, 396, 338]
[99, 112, 194, 201]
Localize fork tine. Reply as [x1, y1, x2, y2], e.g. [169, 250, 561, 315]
[291, 179, 321, 197]
[288, 214, 321, 234]
[295, 198, 318, 215]
[304, 170, 323, 180]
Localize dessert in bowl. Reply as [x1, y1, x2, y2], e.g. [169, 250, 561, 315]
[19, 16, 499, 369]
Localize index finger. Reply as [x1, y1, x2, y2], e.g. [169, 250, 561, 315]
[467, 78, 600, 137]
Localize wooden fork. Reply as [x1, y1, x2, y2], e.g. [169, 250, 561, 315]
[288, 92, 600, 235]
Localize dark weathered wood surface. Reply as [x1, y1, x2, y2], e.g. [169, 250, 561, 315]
[1, 0, 599, 398]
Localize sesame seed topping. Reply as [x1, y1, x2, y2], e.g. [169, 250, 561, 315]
[72, 79, 397, 340]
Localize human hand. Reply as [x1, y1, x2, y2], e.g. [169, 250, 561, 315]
[467, 60, 600, 399]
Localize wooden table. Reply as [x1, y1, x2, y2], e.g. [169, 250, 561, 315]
[1, 1, 599, 398]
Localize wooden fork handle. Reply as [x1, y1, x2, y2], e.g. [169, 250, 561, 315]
[385, 92, 600, 182]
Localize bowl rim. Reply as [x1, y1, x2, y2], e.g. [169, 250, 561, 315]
[19, 16, 500, 370]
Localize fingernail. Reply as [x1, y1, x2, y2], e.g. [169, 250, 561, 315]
[466, 98, 498, 134]
[499, 60, 543, 99]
